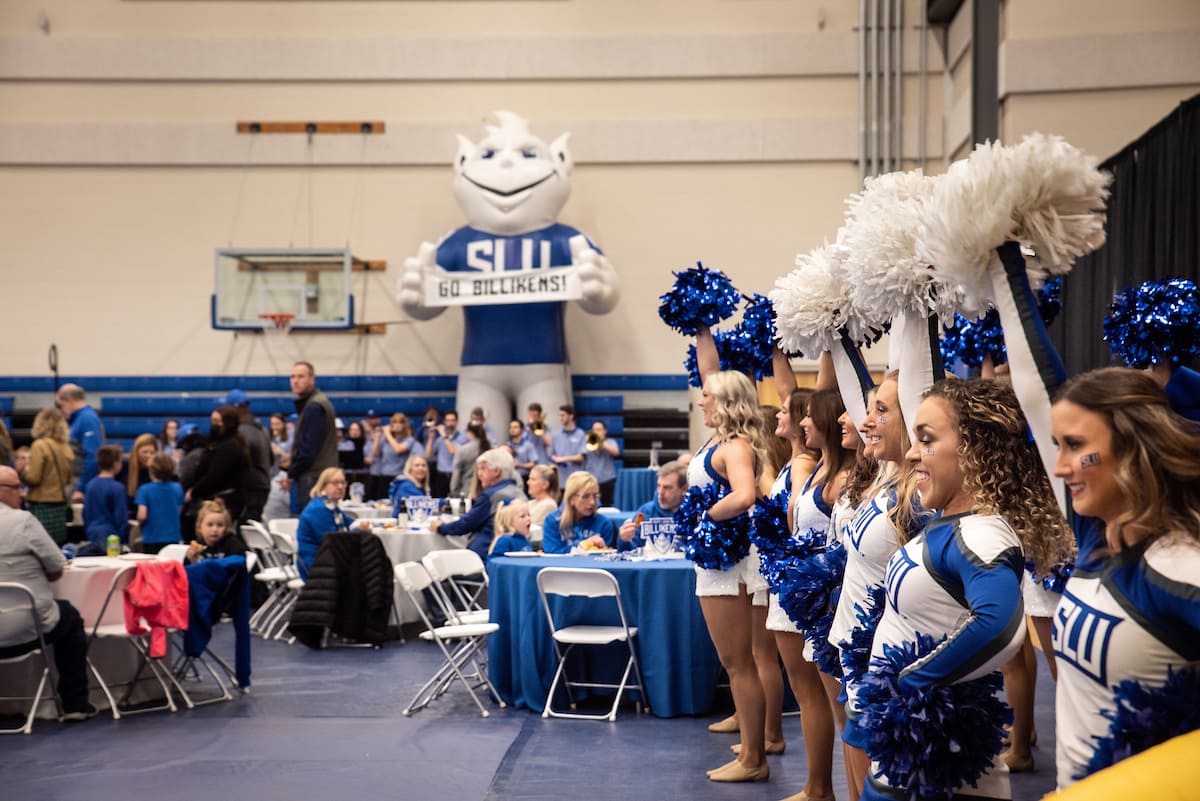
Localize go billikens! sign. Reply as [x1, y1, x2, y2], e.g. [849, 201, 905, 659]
[424, 266, 582, 307]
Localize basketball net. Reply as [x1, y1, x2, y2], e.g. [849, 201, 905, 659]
[258, 313, 294, 338]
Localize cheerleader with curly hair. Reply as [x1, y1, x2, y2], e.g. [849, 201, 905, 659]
[860, 379, 1072, 801]
[1049, 368, 1200, 788]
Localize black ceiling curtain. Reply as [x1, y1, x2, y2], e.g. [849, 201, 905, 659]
[1053, 92, 1200, 375]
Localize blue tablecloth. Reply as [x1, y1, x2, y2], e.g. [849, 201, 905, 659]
[488, 555, 720, 718]
[613, 468, 657, 511]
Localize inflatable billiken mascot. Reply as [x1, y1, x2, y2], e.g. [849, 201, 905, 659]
[396, 111, 620, 430]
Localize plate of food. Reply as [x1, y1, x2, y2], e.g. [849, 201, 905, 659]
[572, 543, 616, 555]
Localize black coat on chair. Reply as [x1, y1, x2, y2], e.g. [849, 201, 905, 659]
[288, 532, 394, 648]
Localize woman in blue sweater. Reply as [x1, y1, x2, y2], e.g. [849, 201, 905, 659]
[389, 454, 432, 516]
[296, 467, 355, 579]
[541, 471, 616, 554]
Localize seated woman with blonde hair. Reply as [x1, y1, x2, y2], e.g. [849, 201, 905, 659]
[389, 454, 432, 517]
[296, 467, 369, 579]
[526, 463, 560, 526]
[541, 471, 616, 554]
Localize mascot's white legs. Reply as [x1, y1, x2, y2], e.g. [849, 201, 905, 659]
[457, 363, 572, 434]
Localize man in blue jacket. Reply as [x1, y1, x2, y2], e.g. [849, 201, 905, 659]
[617, 461, 688, 551]
[428, 448, 526, 560]
[55, 383, 104, 502]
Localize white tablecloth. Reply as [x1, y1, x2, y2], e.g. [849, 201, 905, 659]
[0, 555, 167, 718]
[371, 527, 468, 623]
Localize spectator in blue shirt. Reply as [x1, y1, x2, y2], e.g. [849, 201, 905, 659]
[429, 448, 525, 560]
[390, 454, 432, 517]
[581, 420, 620, 506]
[83, 445, 129, 547]
[488, 498, 533, 559]
[524, 402, 552, 465]
[505, 419, 539, 480]
[617, 460, 688, 551]
[549, 404, 587, 485]
[427, 410, 468, 498]
[135, 453, 185, 554]
[55, 383, 104, 501]
[541, 471, 617, 554]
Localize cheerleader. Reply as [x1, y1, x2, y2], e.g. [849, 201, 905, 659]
[827, 372, 921, 798]
[768, 388, 856, 801]
[691, 328, 773, 783]
[1049, 368, 1200, 788]
[860, 378, 1070, 801]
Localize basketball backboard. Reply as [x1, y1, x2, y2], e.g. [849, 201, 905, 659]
[211, 248, 359, 331]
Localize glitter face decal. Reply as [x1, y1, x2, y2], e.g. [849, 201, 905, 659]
[1080, 453, 1101, 469]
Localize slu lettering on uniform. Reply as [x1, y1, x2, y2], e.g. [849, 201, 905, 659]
[425, 266, 581, 307]
[1053, 589, 1122, 686]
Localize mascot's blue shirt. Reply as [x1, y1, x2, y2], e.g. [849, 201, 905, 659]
[436, 223, 599, 366]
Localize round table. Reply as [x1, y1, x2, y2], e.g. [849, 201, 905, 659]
[370, 526, 468, 623]
[487, 554, 721, 718]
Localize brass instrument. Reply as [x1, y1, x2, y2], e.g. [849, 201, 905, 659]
[586, 431, 602, 451]
[531, 420, 545, 436]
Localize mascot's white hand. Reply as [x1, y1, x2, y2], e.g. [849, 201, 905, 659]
[570, 234, 620, 315]
[396, 241, 445, 321]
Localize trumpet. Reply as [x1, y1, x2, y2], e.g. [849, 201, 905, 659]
[586, 431, 602, 451]
[531, 421, 545, 436]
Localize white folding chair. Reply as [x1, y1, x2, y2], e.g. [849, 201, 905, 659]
[257, 530, 303, 641]
[536, 567, 646, 721]
[0, 583, 64, 733]
[241, 521, 281, 569]
[157, 544, 190, 563]
[85, 565, 178, 718]
[420, 549, 489, 625]
[393, 562, 505, 718]
[268, 517, 299, 542]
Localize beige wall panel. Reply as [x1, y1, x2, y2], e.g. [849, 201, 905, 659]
[1003, 85, 1200, 160]
[0, 0, 863, 38]
[1000, 30, 1200, 96]
[1004, 0, 1200, 40]
[0, 160, 859, 376]
[0, 78, 862, 124]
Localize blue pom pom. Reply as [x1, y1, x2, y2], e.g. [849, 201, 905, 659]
[776, 541, 846, 632]
[838, 585, 886, 686]
[941, 279, 1063, 368]
[724, 293, 777, 381]
[1082, 666, 1200, 780]
[658, 263, 742, 336]
[807, 607, 842, 677]
[751, 491, 792, 588]
[1104, 279, 1200, 368]
[858, 634, 1012, 800]
[1026, 559, 1073, 594]
[675, 483, 752, 570]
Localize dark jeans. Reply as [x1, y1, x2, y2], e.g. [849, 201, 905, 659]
[599, 478, 616, 508]
[291, 472, 318, 514]
[0, 600, 89, 712]
[431, 471, 452, 499]
[243, 487, 268, 522]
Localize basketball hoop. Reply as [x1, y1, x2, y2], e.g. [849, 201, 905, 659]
[258, 313, 294, 336]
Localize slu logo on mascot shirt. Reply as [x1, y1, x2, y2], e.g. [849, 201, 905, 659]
[1053, 588, 1122, 686]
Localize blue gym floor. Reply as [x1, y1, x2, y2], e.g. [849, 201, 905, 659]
[0, 628, 1059, 801]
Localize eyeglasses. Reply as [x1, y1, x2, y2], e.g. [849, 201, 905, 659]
[578, 492, 600, 501]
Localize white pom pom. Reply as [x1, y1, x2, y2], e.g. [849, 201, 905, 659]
[916, 135, 1110, 315]
[770, 242, 852, 357]
[842, 170, 958, 325]
[916, 141, 1019, 315]
[1008, 132, 1111, 276]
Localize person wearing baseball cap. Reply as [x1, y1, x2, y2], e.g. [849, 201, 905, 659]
[221, 388, 271, 521]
